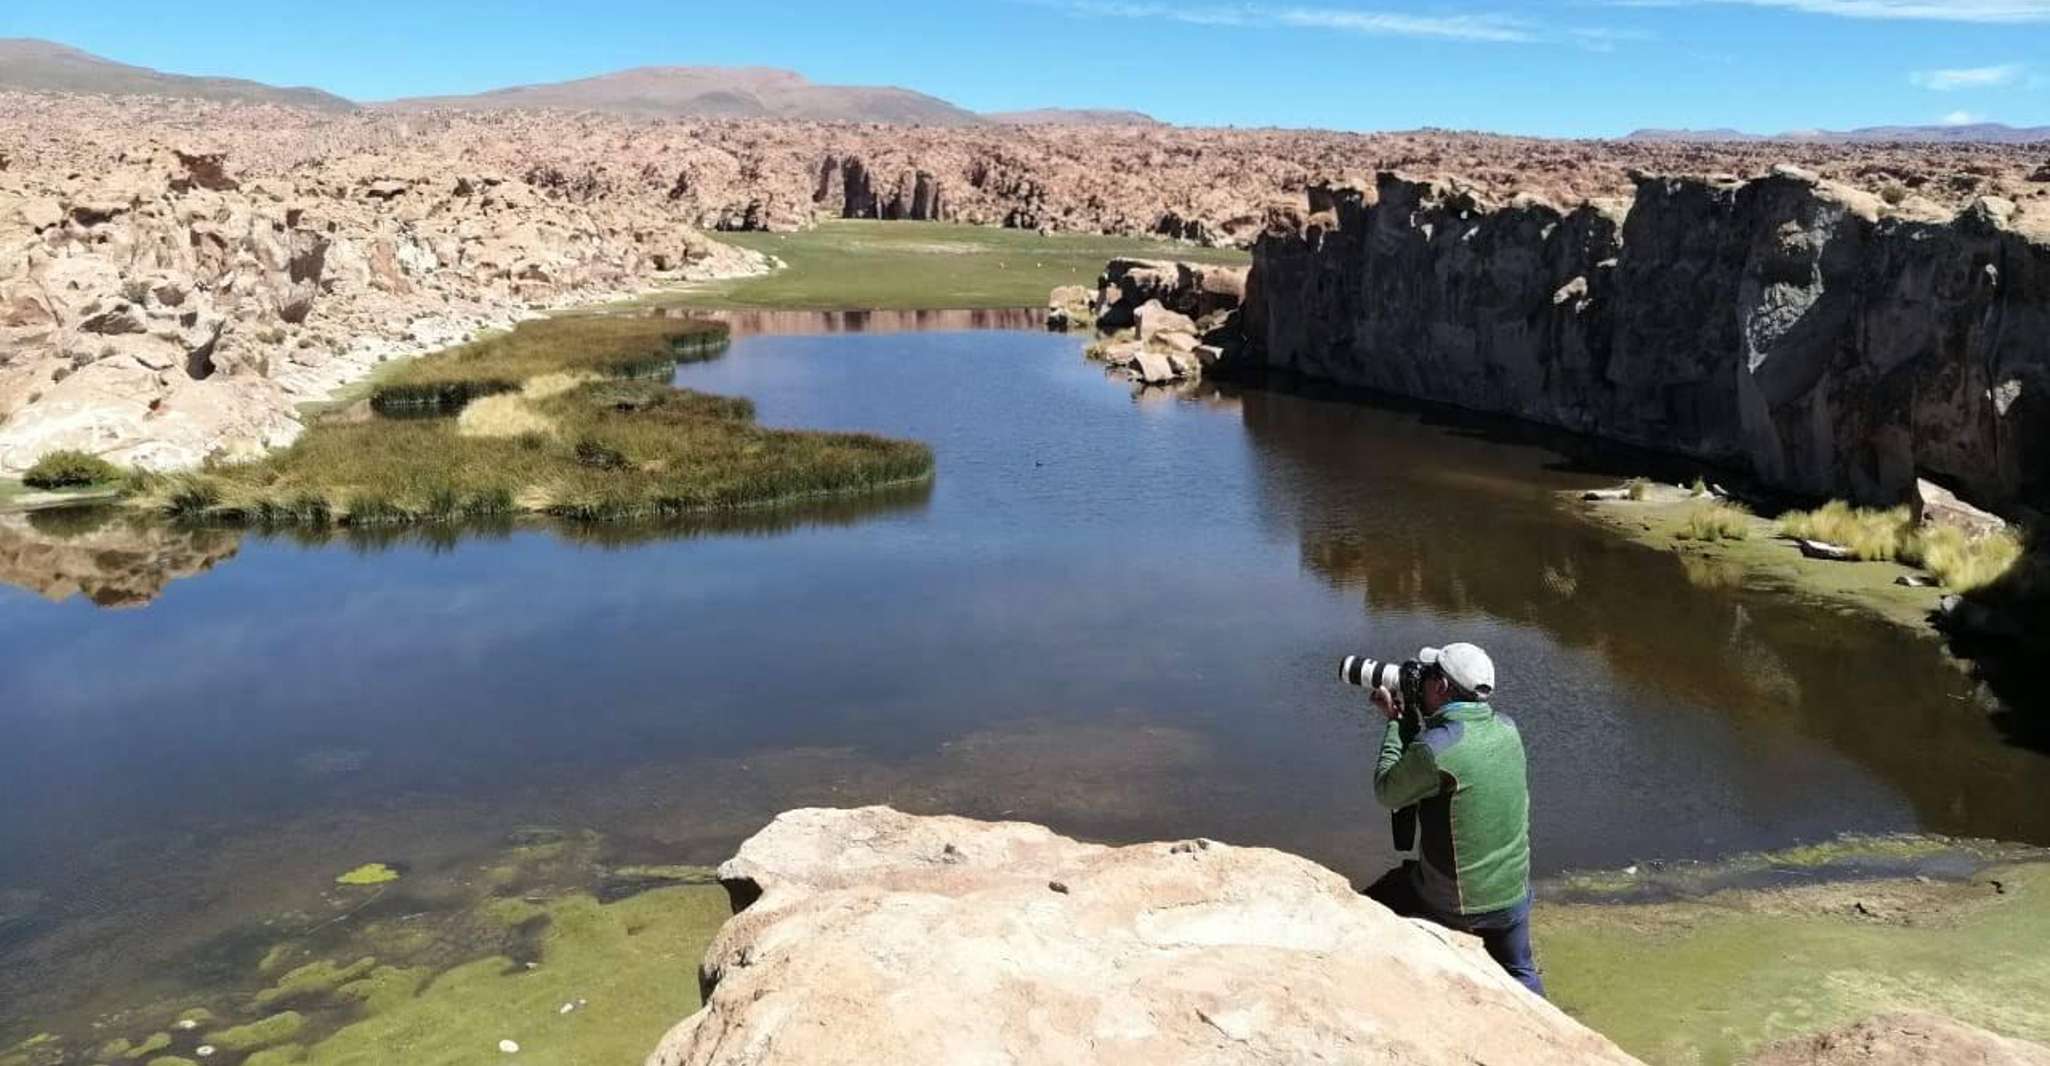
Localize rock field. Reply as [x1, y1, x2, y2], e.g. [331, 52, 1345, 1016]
[3, 89, 2047, 474]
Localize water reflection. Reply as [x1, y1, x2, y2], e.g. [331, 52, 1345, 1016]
[0, 510, 239, 608]
[0, 483, 934, 607]
[662, 306, 1043, 336]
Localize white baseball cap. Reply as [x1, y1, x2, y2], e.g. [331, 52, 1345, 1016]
[1420, 643, 1496, 698]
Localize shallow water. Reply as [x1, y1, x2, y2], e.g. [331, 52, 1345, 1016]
[1, 319, 2044, 1040]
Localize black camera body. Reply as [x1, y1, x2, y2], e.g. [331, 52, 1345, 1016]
[1339, 654, 1429, 851]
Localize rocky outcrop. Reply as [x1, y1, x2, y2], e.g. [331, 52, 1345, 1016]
[0, 101, 770, 473]
[1064, 259, 1249, 387]
[1245, 170, 2050, 509]
[647, 806, 1639, 1066]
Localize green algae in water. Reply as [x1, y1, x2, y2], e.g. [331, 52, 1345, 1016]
[285, 886, 728, 1066]
[334, 864, 400, 887]
[145, 1058, 198, 1066]
[243, 1048, 307, 1066]
[208, 1012, 306, 1053]
[255, 958, 379, 1010]
[125, 1033, 172, 1059]
[333, 966, 432, 1014]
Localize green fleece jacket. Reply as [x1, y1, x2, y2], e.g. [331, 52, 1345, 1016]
[1374, 701, 1532, 916]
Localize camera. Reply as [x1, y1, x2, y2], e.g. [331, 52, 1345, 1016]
[1339, 655, 1429, 714]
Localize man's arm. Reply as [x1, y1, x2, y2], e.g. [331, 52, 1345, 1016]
[1374, 717, 1443, 809]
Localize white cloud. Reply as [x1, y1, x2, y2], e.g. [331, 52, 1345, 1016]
[1910, 64, 2025, 90]
[1607, 0, 2050, 21]
[1041, 2, 1540, 42]
[1939, 110, 1983, 125]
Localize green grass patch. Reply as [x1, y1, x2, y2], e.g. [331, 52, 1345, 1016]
[369, 316, 728, 414]
[660, 220, 1247, 311]
[139, 379, 930, 526]
[21, 450, 121, 490]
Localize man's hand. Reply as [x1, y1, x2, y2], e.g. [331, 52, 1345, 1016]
[1370, 685, 1401, 721]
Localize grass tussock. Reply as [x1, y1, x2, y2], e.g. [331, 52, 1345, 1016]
[1625, 477, 1652, 501]
[1900, 523, 2026, 593]
[370, 316, 728, 413]
[1778, 501, 1913, 561]
[22, 449, 122, 490]
[1680, 501, 1754, 542]
[1777, 500, 2027, 592]
[140, 380, 931, 526]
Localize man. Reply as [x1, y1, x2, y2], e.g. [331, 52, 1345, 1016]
[1365, 642, 1542, 996]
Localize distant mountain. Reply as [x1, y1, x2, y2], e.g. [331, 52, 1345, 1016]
[0, 38, 355, 111]
[381, 66, 984, 125]
[985, 108, 1162, 126]
[1626, 123, 2050, 144]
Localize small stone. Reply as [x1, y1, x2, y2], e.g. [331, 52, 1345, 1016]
[196, 1047, 216, 1058]
[498, 1039, 520, 1054]
[175, 1021, 198, 1031]
[1048, 880, 1070, 894]
[559, 1002, 575, 1015]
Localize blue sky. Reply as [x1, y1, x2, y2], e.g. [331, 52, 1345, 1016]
[5, 0, 2049, 136]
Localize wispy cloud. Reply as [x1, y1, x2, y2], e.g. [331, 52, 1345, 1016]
[1939, 110, 1984, 125]
[1039, 2, 1541, 42]
[1570, 26, 1658, 51]
[1605, 0, 2050, 22]
[1909, 64, 2025, 90]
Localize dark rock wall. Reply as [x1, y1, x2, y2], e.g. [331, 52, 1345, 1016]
[1245, 170, 2050, 507]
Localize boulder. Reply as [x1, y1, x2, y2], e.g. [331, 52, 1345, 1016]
[1135, 300, 1197, 343]
[1911, 479, 2007, 539]
[1047, 284, 1093, 331]
[1131, 348, 1178, 385]
[647, 807, 1639, 1066]
[1748, 1011, 2050, 1066]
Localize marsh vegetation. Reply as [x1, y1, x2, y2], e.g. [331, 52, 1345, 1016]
[131, 315, 932, 526]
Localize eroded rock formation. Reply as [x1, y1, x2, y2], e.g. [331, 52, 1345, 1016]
[1244, 169, 2050, 508]
[647, 806, 1639, 1066]
[0, 96, 770, 473]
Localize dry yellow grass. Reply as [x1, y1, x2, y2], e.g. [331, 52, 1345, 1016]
[1681, 501, 1754, 542]
[1777, 500, 2026, 591]
[521, 372, 596, 400]
[456, 395, 557, 439]
[1777, 501, 1912, 560]
[1901, 523, 2026, 593]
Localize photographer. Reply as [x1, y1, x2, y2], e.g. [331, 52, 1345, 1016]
[1364, 643, 1542, 997]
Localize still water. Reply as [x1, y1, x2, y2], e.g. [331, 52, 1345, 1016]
[0, 314, 2041, 1035]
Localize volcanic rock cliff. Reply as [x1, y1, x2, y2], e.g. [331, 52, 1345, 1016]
[1244, 169, 2050, 509]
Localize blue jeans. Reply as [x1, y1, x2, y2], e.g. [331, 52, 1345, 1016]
[1366, 863, 1546, 997]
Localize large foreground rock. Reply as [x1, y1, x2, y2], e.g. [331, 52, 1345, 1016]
[647, 807, 1639, 1065]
